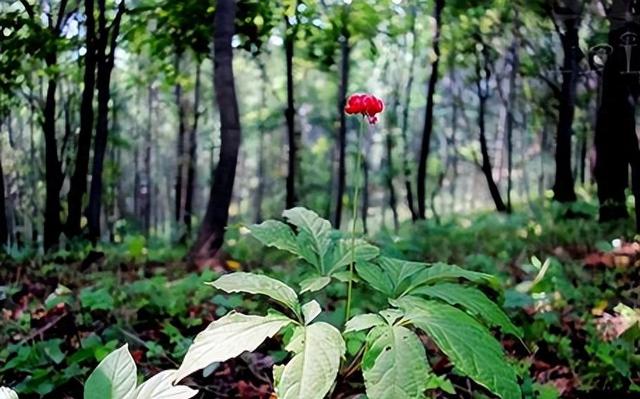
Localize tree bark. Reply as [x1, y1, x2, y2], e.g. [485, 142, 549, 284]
[401, 4, 418, 221]
[66, 0, 97, 237]
[189, 0, 241, 261]
[552, 11, 579, 203]
[332, 19, 350, 229]
[43, 58, 63, 250]
[505, 29, 519, 213]
[284, 8, 299, 210]
[0, 126, 8, 249]
[86, 0, 124, 243]
[476, 51, 508, 212]
[174, 54, 186, 229]
[416, 0, 444, 219]
[255, 60, 268, 223]
[595, 3, 640, 222]
[185, 61, 201, 235]
[141, 84, 154, 235]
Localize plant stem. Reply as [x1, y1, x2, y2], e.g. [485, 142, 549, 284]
[345, 117, 365, 323]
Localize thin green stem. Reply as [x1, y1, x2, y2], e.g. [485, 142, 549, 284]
[345, 117, 365, 323]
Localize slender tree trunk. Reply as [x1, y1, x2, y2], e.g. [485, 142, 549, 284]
[86, 0, 124, 242]
[333, 22, 350, 229]
[416, 0, 444, 219]
[189, 0, 241, 261]
[66, 0, 97, 237]
[185, 62, 201, 235]
[29, 91, 38, 243]
[552, 17, 579, 202]
[505, 30, 519, 212]
[284, 9, 299, 209]
[255, 60, 268, 223]
[174, 54, 186, 228]
[141, 84, 154, 235]
[0, 126, 8, 249]
[476, 49, 508, 212]
[43, 59, 63, 250]
[401, 5, 418, 221]
[385, 121, 399, 231]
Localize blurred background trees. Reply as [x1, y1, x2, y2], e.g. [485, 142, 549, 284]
[0, 0, 638, 257]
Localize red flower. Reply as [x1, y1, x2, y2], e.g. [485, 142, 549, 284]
[345, 93, 384, 124]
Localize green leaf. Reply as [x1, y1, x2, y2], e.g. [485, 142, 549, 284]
[327, 239, 380, 274]
[408, 284, 522, 338]
[84, 344, 137, 399]
[302, 300, 322, 325]
[249, 220, 299, 255]
[299, 276, 331, 294]
[394, 297, 521, 399]
[277, 323, 345, 399]
[283, 208, 332, 272]
[345, 314, 385, 333]
[332, 270, 359, 283]
[409, 262, 501, 292]
[209, 272, 300, 316]
[174, 312, 293, 383]
[131, 369, 198, 399]
[355, 261, 394, 297]
[362, 325, 432, 399]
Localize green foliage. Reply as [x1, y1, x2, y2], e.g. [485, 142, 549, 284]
[250, 207, 379, 292]
[83, 344, 197, 399]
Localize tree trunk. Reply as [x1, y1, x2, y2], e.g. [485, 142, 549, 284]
[141, 84, 154, 235]
[332, 22, 350, 229]
[416, 0, 444, 219]
[43, 60, 63, 251]
[185, 62, 201, 235]
[504, 30, 519, 213]
[595, 5, 640, 222]
[255, 60, 268, 223]
[476, 48, 508, 212]
[552, 16, 579, 202]
[0, 127, 8, 249]
[189, 0, 241, 261]
[66, 0, 97, 237]
[174, 54, 186, 229]
[284, 10, 299, 210]
[86, 0, 124, 243]
[401, 5, 418, 221]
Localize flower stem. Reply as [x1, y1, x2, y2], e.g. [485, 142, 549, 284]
[345, 117, 365, 324]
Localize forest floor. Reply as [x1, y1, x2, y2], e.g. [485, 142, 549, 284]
[2, 201, 640, 398]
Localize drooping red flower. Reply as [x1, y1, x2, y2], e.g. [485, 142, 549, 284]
[345, 93, 384, 124]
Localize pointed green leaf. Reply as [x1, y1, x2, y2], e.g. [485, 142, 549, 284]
[409, 263, 501, 292]
[174, 312, 292, 383]
[409, 284, 522, 338]
[345, 314, 385, 333]
[302, 300, 322, 325]
[131, 370, 198, 399]
[284, 208, 332, 271]
[299, 275, 331, 294]
[277, 322, 345, 399]
[395, 297, 521, 399]
[362, 325, 432, 399]
[327, 239, 380, 273]
[84, 344, 137, 399]
[356, 261, 394, 297]
[249, 220, 299, 255]
[209, 272, 300, 315]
